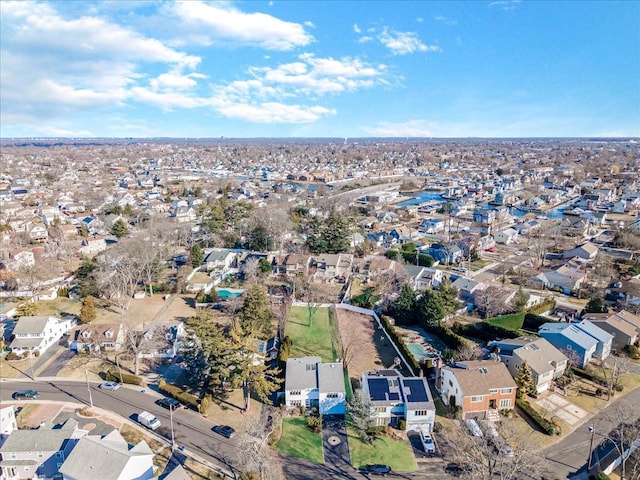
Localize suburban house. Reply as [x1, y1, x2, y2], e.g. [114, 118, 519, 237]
[201, 248, 238, 275]
[582, 311, 639, 352]
[9, 315, 76, 356]
[606, 278, 640, 307]
[0, 406, 17, 446]
[310, 254, 353, 280]
[534, 264, 587, 295]
[422, 243, 462, 264]
[284, 357, 346, 414]
[402, 265, 444, 290]
[419, 218, 445, 234]
[538, 323, 598, 368]
[138, 322, 186, 360]
[360, 370, 436, 432]
[437, 360, 517, 421]
[283, 253, 309, 276]
[562, 242, 599, 261]
[489, 337, 568, 394]
[0, 419, 87, 480]
[70, 323, 125, 352]
[574, 320, 613, 361]
[79, 237, 107, 257]
[493, 228, 519, 245]
[59, 430, 155, 480]
[452, 276, 487, 301]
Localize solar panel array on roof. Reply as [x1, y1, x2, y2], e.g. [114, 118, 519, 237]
[368, 378, 389, 401]
[404, 379, 429, 403]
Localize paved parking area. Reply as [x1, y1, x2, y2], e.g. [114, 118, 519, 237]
[534, 393, 588, 426]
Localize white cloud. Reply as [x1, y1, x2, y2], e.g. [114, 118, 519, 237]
[218, 102, 335, 123]
[357, 36, 374, 43]
[379, 28, 441, 55]
[489, 0, 522, 10]
[362, 120, 435, 137]
[353, 23, 361, 33]
[434, 15, 458, 26]
[170, 1, 314, 50]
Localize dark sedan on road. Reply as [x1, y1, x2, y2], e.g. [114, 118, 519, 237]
[212, 425, 236, 439]
[157, 397, 182, 410]
[12, 390, 40, 400]
[359, 464, 392, 476]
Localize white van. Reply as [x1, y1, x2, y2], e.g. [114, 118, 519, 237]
[465, 419, 483, 438]
[138, 411, 161, 431]
[419, 430, 436, 454]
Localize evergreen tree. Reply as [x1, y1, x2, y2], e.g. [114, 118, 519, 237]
[393, 283, 416, 325]
[110, 218, 129, 238]
[436, 278, 461, 315]
[417, 289, 446, 329]
[190, 244, 204, 268]
[79, 296, 96, 323]
[516, 360, 535, 398]
[346, 390, 378, 443]
[239, 285, 274, 338]
[584, 296, 607, 314]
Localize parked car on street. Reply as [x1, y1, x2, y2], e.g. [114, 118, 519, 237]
[12, 390, 39, 400]
[157, 397, 182, 410]
[137, 411, 161, 431]
[98, 382, 121, 391]
[212, 425, 236, 439]
[358, 464, 392, 476]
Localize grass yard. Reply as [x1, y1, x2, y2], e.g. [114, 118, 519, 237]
[120, 423, 172, 474]
[485, 312, 525, 331]
[287, 306, 338, 362]
[275, 417, 324, 464]
[347, 428, 417, 472]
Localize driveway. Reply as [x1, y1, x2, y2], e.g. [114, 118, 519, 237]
[322, 414, 351, 471]
[36, 339, 75, 378]
[534, 393, 588, 426]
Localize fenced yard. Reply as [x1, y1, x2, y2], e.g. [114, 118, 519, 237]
[286, 306, 340, 362]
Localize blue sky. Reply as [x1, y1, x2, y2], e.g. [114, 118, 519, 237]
[1, 0, 638, 138]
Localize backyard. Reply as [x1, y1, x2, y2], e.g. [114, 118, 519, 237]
[286, 306, 339, 362]
[275, 416, 324, 464]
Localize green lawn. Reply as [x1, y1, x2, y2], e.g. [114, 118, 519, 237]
[348, 428, 418, 472]
[287, 306, 337, 362]
[485, 312, 525, 331]
[275, 417, 324, 464]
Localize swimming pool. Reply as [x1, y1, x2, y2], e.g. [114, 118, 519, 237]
[407, 343, 439, 363]
[216, 288, 243, 300]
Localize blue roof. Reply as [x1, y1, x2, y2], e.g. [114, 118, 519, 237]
[367, 377, 400, 402]
[539, 323, 597, 350]
[576, 320, 613, 343]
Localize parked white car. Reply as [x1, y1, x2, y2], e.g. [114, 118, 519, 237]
[420, 430, 436, 454]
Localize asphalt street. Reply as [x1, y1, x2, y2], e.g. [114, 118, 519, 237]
[0, 379, 239, 478]
[541, 386, 640, 480]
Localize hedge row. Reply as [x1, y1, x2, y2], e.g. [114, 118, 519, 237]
[158, 379, 202, 412]
[516, 398, 559, 435]
[451, 321, 519, 342]
[428, 323, 469, 350]
[527, 298, 557, 315]
[523, 313, 557, 331]
[380, 315, 420, 375]
[105, 370, 142, 386]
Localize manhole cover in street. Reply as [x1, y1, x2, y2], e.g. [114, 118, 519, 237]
[327, 436, 341, 446]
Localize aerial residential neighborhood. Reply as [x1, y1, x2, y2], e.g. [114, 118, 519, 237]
[1, 137, 639, 480]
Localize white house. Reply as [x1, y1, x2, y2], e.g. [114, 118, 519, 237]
[284, 357, 346, 414]
[493, 228, 519, 245]
[59, 430, 155, 480]
[0, 406, 17, 446]
[71, 323, 125, 352]
[79, 237, 107, 256]
[10, 315, 76, 356]
[360, 370, 436, 431]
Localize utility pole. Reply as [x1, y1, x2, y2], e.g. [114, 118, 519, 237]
[169, 405, 176, 449]
[587, 424, 595, 473]
[85, 369, 94, 409]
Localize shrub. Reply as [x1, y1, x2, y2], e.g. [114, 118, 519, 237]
[33, 350, 40, 358]
[527, 298, 556, 315]
[623, 344, 640, 360]
[516, 398, 558, 435]
[306, 415, 322, 433]
[432, 421, 443, 433]
[523, 313, 557, 331]
[380, 315, 420, 375]
[398, 418, 406, 431]
[105, 369, 142, 386]
[6, 352, 22, 361]
[157, 379, 200, 411]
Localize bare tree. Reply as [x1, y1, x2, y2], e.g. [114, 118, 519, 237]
[454, 343, 484, 362]
[236, 407, 284, 480]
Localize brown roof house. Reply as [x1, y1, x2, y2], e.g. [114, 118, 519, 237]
[582, 310, 640, 352]
[437, 360, 517, 421]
